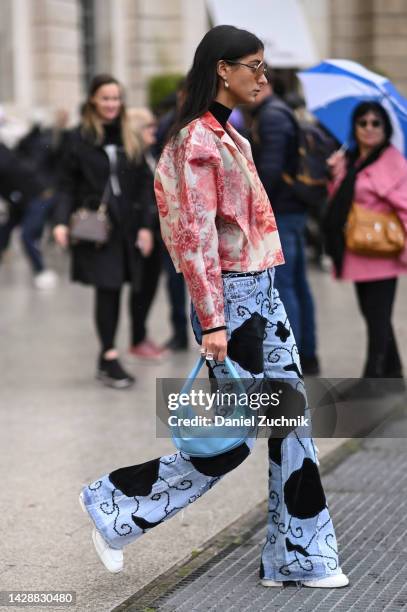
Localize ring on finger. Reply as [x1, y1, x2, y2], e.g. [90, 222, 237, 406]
[206, 352, 214, 361]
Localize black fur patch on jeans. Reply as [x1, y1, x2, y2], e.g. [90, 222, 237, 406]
[263, 379, 306, 438]
[227, 313, 267, 374]
[268, 438, 283, 466]
[190, 443, 250, 477]
[109, 458, 160, 497]
[284, 458, 326, 519]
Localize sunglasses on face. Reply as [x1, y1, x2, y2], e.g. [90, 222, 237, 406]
[225, 59, 268, 78]
[356, 118, 383, 129]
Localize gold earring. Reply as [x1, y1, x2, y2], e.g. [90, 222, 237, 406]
[224, 80, 229, 89]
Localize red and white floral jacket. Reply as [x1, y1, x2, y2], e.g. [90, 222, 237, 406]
[154, 111, 284, 330]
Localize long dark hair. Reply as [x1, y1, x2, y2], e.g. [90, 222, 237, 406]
[350, 101, 393, 145]
[169, 25, 264, 139]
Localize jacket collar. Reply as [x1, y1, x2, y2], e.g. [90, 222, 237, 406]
[200, 111, 251, 158]
[200, 110, 228, 137]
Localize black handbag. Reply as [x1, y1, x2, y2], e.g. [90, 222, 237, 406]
[69, 182, 111, 245]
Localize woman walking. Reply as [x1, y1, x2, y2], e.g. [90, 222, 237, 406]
[54, 75, 154, 388]
[79, 27, 348, 588]
[326, 101, 407, 388]
[126, 108, 167, 361]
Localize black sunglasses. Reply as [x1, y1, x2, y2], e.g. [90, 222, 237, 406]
[356, 118, 383, 129]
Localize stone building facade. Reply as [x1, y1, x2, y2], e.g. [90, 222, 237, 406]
[0, 0, 406, 128]
[331, 0, 407, 93]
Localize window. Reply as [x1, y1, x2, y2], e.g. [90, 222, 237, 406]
[80, 0, 96, 89]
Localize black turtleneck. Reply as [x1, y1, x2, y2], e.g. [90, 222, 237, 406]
[209, 101, 232, 128]
[103, 119, 122, 146]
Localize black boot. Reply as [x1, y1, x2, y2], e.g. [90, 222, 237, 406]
[300, 354, 321, 376]
[97, 356, 135, 389]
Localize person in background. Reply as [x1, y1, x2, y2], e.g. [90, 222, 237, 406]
[53, 74, 154, 389]
[0, 140, 58, 289]
[126, 107, 168, 361]
[154, 79, 189, 351]
[16, 109, 68, 191]
[285, 92, 338, 270]
[326, 101, 407, 392]
[251, 76, 320, 375]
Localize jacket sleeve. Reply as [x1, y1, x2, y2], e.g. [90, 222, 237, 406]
[156, 135, 225, 330]
[256, 106, 296, 200]
[385, 173, 407, 233]
[327, 158, 347, 197]
[383, 172, 407, 264]
[54, 138, 80, 226]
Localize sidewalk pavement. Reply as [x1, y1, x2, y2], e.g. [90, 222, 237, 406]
[0, 244, 406, 611]
[124, 410, 407, 612]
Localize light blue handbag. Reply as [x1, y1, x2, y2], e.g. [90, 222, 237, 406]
[170, 356, 256, 457]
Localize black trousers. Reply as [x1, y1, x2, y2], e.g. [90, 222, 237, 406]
[355, 277, 403, 377]
[162, 245, 187, 338]
[94, 243, 162, 353]
[130, 240, 162, 345]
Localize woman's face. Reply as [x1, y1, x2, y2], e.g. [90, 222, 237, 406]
[91, 83, 122, 122]
[354, 110, 386, 150]
[141, 119, 157, 147]
[219, 51, 268, 105]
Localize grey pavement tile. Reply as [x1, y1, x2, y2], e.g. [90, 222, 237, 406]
[152, 414, 407, 612]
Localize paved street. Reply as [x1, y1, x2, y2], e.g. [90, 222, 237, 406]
[1, 241, 406, 611]
[134, 414, 407, 612]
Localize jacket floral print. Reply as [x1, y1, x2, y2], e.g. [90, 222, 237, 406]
[154, 111, 284, 330]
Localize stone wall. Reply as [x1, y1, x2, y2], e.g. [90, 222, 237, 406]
[126, 0, 184, 107]
[31, 0, 82, 111]
[2, 0, 407, 124]
[372, 0, 407, 93]
[330, 0, 407, 95]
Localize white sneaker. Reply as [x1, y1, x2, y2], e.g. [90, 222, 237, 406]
[79, 492, 124, 574]
[34, 269, 58, 290]
[261, 572, 349, 588]
[302, 573, 349, 588]
[261, 579, 283, 587]
[91, 528, 124, 574]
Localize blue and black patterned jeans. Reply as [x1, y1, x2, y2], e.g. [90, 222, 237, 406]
[82, 268, 342, 581]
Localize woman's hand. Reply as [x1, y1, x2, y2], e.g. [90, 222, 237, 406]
[136, 228, 153, 257]
[327, 149, 346, 178]
[202, 329, 228, 362]
[53, 224, 69, 248]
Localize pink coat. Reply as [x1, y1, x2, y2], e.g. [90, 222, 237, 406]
[329, 145, 407, 281]
[154, 112, 284, 330]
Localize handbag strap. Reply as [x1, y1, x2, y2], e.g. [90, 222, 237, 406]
[97, 181, 111, 214]
[180, 356, 246, 396]
[97, 144, 122, 213]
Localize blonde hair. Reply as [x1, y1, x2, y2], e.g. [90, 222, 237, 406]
[81, 74, 142, 161]
[127, 107, 156, 150]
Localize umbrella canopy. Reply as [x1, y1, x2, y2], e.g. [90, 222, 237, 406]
[298, 59, 407, 156]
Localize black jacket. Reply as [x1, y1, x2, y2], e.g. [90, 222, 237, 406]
[251, 95, 305, 216]
[16, 125, 72, 188]
[55, 124, 154, 290]
[0, 142, 46, 206]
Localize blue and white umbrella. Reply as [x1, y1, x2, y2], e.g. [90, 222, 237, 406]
[298, 59, 407, 156]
